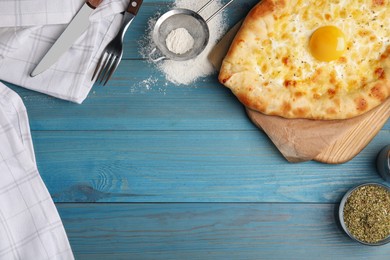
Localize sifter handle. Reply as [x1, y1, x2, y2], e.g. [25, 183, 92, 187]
[149, 48, 167, 62]
[205, 0, 234, 23]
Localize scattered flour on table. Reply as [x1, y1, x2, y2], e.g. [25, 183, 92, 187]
[134, 76, 168, 95]
[140, 76, 158, 90]
[139, 0, 227, 86]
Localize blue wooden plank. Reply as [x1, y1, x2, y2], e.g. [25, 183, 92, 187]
[3, 60, 258, 131]
[33, 130, 390, 203]
[0, 1, 265, 131]
[1, 1, 388, 258]
[1, 1, 388, 132]
[57, 203, 390, 260]
[4, 62, 389, 132]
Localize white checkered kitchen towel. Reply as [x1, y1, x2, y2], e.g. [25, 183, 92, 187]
[0, 0, 129, 104]
[0, 82, 74, 259]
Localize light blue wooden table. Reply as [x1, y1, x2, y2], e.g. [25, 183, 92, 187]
[3, 0, 390, 259]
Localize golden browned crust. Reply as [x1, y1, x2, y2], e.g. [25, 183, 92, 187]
[219, 0, 390, 120]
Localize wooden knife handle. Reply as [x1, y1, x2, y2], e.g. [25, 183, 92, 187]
[127, 0, 143, 15]
[87, 0, 103, 9]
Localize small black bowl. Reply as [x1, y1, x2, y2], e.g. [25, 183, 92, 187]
[377, 145, 390, 182]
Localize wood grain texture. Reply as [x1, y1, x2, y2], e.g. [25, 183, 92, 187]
[6, 64, 387, 133]
[1, 0, 389, 259]
[315, 99, 390, 163]
[33, 130, 390, 203]
[5, 61, 252, 131]
[247, 99, 390, 163]
[57, 203, 390, 260]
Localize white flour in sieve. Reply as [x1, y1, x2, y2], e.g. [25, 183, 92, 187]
[139, 0, 227, 86]
[166, 28, 194, 55]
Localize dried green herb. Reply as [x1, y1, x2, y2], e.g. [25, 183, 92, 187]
[343, 185, 390, 244]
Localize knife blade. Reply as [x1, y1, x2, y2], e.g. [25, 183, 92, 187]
[30, 0, 103, 77]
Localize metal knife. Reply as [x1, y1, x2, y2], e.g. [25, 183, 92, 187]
[30, 0, 103, 77]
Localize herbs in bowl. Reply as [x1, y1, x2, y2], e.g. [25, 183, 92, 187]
[339, 183, 390, 245]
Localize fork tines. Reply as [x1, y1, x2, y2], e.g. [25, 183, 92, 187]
[92, 52, 120, 86]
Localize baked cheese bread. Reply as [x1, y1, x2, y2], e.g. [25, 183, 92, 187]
[219, 0, 390, 119]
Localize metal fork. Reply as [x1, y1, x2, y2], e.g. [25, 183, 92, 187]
[92, 0, 143, 85]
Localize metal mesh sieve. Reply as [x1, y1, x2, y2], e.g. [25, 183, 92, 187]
[151, 9, 209, 61]
[150, 0, 234, 62]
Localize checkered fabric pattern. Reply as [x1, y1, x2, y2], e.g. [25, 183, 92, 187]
[0, 82, 74, 259]
[0, 0, 128, 104]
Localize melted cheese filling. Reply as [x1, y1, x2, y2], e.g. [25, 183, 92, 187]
[254, 0, 390, 97]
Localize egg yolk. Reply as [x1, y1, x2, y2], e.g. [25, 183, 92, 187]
[309, 26, 346, 62]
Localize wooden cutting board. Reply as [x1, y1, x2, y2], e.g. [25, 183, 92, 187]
[209, 22, 390, 163]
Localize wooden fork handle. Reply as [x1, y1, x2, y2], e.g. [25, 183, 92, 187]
[127, 0, 143, 15]
[86, 0, 103, 9]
